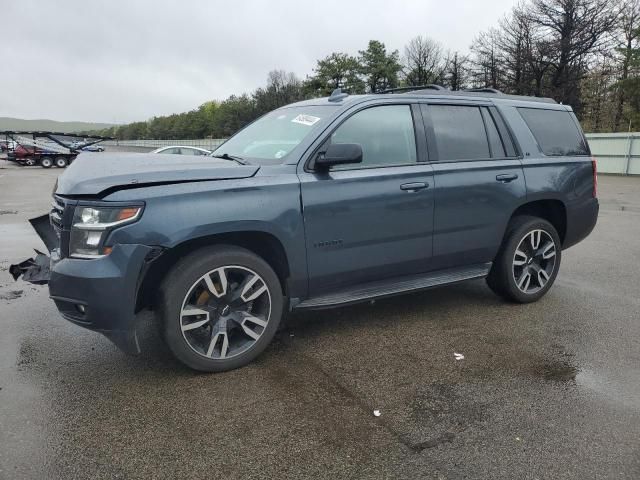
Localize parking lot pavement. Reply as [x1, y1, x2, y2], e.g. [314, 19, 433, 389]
[0, 160, 639, 479]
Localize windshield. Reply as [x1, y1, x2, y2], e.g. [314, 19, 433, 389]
[211, 106, 333, 162]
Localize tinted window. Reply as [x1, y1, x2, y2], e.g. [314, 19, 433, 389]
[330, 105, 416, 167]
[481, 108, 506, 157]
[429, 105, 490, 160]
[518, 108, 588, 156]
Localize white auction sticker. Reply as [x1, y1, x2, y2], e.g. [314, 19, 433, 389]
[291, 114, 321, 126]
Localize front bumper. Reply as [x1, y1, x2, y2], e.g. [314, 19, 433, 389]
[48, 243, 155, 354]
[11, 215, 155, 355]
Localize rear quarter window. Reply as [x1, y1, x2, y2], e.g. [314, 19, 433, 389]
[518, 108, 589, 156]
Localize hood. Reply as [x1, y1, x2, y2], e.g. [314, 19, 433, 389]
[55, 152, 260, 196]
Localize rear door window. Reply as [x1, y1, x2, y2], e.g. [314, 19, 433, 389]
[517, 108, 589, 156]
[427, 105, 490, 160]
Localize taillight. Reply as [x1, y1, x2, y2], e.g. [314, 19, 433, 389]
[591, 157, 597, 198]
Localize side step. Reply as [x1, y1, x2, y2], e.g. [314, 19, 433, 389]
[295, 263, 492, 310]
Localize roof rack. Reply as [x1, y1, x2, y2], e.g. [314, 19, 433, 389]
[328, 88, 349, 102]
[375, 87, 556, 104]
[463, 87, 503, 95]
[379, 85, 447, 94]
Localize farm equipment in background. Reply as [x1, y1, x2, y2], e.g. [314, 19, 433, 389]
[1, 131, 113, 168]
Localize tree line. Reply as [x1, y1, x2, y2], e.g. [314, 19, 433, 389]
[91, 0, 640, 140]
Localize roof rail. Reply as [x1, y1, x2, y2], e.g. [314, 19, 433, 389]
[372, 87, 557, 104]
[379, 84, 447, 94]
[328, 88, 349, 102]
[463, 87, 503, 95]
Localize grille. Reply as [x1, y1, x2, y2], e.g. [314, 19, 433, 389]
[50, 196, 65, 234]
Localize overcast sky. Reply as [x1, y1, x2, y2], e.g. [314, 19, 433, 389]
[1, 0, 519, 124]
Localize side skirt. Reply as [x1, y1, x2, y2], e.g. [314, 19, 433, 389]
[294, 263, 492, 311]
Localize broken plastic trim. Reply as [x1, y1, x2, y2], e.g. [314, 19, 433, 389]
[30, 213, 57, 252]
[9, 249, 51, 284]
[9, 213, 55, 285]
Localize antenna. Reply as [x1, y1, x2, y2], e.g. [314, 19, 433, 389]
[328, 88, 349, 102]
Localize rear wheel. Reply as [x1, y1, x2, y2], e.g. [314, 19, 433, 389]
[487, 215, 561, 303]
[158, 245, 283, 372]
[54, 156, 68, 168]
[40, 157, 53, 168]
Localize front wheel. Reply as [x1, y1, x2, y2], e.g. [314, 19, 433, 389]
[487, 216, 561, 303]
[158, 245, 283, 372]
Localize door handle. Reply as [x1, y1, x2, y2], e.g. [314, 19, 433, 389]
[400, 182, 429, 192]
[496, 173, 519, 183]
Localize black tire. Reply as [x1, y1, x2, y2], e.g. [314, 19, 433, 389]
[40, 157, 53, 168]
[54, 156, 68, 168]
[158, 245, 283, 372]
[487, 215, 561, 303]
[24, 158, 36, 166]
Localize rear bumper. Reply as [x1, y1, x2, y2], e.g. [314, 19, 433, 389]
[48, 244, 155, 354]
[564, 197, 599, 249]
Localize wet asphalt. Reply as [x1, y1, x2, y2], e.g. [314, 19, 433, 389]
[0, 159, 638, 479]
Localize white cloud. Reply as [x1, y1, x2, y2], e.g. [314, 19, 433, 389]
[0, 0, 519, 123]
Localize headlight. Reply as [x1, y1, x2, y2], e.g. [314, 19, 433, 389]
[70, 205, 142, 258]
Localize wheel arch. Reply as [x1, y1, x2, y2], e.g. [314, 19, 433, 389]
[508, 199, 567, 245]
[135, 231, 291, 312]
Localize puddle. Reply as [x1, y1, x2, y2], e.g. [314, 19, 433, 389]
[535, 361, 578, 381]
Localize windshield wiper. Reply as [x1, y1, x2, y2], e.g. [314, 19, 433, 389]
[211, 153, 248, 165]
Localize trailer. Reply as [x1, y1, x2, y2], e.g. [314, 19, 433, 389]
[1, 131, 113, 168]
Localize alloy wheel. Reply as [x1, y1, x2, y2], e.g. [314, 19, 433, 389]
[179, 265, 272, 360]
[512, 229, 557, 294]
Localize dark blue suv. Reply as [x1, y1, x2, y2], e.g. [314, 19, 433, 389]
[16, 86, 598, 371]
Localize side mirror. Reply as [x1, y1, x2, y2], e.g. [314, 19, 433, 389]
[314, 143, 363, 170]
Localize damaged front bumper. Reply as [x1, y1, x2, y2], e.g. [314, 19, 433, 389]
[10, 213, 155, 355]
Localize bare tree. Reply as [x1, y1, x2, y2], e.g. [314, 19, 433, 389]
[254, 70, 304, 114]
[470, 28, 504, 89]
[445, 52, 469, 90]
[613, 0, 640, 130]
[528, 0, 619, 108]
[402, 36, 449, 86]
[580, 56, 617, 131]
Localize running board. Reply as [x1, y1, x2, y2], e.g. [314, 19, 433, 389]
[295, 263, 492, 310]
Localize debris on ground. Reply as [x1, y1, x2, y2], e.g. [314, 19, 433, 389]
[9, 250, 50, 284]
[373, 409, 381, 417]
[0, 290, 23, 301]
[454, 352, 465, 361]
